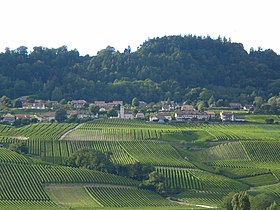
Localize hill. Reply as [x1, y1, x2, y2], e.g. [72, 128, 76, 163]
[0, 119, 279, 209]
[1, 35, 280, 104]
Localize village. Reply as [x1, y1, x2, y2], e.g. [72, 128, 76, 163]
[0, 96, 250, 125]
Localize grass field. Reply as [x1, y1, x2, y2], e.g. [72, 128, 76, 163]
[46, 184, 102, 209]
[245, 114, 280, 123]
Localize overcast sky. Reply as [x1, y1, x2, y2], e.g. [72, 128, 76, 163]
[0, 0, 279, 55]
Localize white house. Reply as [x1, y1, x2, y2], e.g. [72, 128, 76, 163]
[175, 110, 209, 121]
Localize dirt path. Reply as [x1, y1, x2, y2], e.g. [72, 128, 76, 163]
[59, 123, 83, 140]
[166, 197, 216, 209]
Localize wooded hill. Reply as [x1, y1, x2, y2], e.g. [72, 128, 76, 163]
[0, 35, 280, 104]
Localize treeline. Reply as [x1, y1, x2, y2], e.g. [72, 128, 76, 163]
[1, 35, 280, 105]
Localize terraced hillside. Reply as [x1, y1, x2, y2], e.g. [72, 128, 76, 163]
[0, 119, 279, 209]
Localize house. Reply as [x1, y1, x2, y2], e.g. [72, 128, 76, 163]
[77, 110, 95, 119]
[229, 103, 243, 110]
[206, 111, 216, 119]
[45, 100, 60, 109]
[22, 102, 46, 109]
[160, 101, 177, 111]
[70, 100, 87, 109]
[220, 112, 234, 121]
[135, 112, 145, 119]
[175, 110, 209, 121]
[67, 110, 95, 119]
[181, 105, 195, 111]
[94, 101, 123, 111]
[15, 114, 34, 120]
[150, 112, 172, 123]
[161, 105, 172, 111]
[1, 114, 16, 124]
[220, 111, 245, 122]
[36, 112, 56, 122]
[243, 105, 254, 112]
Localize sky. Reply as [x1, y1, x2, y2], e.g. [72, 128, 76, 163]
[0, 0, 279, 55]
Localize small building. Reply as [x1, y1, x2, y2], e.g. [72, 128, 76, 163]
[135, 112, 145, 119]
[67, 110, 95, 119]
[220, 111, 245, 122]
[36, 112, 56, 122]
[94, 101, 123, 111]
[181, 105, 195, 111]
[22, 102, 46, 109]
[150, 112, 172, 123]
[15, 114, 34, 120]
[175, 110, 209, 121]
[45, 100, 60, 109]
[229, 103, 243, 110]
[70, 100, 87, 109]
[220, 112, 234, 121]
[2, 114, 16, 124]
[206, 111, 216, 119]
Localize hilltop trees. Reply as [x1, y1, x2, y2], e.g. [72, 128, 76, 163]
[0, 35, 280, 104]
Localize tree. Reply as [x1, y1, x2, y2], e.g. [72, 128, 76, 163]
[107, 108, 118, 117]
[231, 191, 250, 210]
[222, 192, 236, 210]
[265, 118, 274, 124]
[9, 142, 28, 154]
[250, 193, 275, 210]
[128, 162, 154, 181]
[55, 108, 67, 122]
[139, 171, 166, 195]
[13, 99, 22, 108]
[266, 201, 279, 210]
[132, 97, 140, 107]
[197, 101, 205, 111]
[65, 148, 115, 173]
[89, 104, 100, 115]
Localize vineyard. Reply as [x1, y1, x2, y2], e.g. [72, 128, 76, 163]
[0, 119, 279, 208]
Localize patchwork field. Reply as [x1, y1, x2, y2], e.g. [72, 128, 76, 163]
[0, 119, 279, 209]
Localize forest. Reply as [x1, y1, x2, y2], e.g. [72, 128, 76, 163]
[0, 35, 280, 105]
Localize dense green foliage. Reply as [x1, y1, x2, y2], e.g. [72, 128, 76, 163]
[1, 35, 280, 104]
[65, 148, 115, 172]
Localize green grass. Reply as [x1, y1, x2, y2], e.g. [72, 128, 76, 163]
[238, 174, 279, 187]
[245, 114, 280, 123]
[45, 184, 101, 209]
